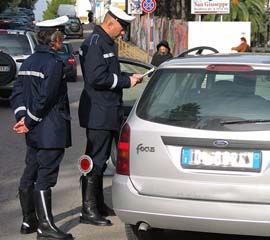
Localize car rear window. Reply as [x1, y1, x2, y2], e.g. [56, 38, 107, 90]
[0, 34, 31, 55]
[69, 18, 80, 24]
[137, 68, 270, 131]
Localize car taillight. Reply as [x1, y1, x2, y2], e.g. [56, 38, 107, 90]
[0, 29, 8, 34]
[116, 123, 130, 176]
[206, 64, 253, 72]
[67, 56, 75, 65]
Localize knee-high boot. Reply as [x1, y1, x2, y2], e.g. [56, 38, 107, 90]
[97, 175, 115, 217]
[34, 189, 73, 240]
[19, 186, 38, 234]
[80, 175, 112, 226]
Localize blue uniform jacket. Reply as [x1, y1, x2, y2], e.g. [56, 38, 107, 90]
[10, 45, 72, 149]
[78, 25, 130, 131]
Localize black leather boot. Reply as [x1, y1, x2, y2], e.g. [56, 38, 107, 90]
[35, 189, 73, 240]
[19, 186, 39, 234]
[80, 175, 112, 226]
[97, 175, 115, 217]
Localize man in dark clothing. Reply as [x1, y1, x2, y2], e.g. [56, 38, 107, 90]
[78, 6, 142, 226]
[10, 16, 73, 240]
[151, 40, 173, 67]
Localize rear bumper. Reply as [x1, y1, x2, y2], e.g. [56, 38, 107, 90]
[112, 174, 270, 237]
[65, 30, 83, 37]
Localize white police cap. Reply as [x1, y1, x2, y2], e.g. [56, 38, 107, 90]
[36, 15, 69, 27]
[108, 6, 135, 29]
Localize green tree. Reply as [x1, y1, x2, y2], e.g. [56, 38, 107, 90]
[154, 0, 193, 21]
[0, 0, 37, 12]
[20, 0, 38, 9]
[43, 0, 75, 20]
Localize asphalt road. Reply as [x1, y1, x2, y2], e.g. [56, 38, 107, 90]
[0, 34, 269, 240]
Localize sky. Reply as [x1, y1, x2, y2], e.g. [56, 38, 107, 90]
[33, 0, 50, 21]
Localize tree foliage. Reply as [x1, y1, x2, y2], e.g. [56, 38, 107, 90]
[154, 0, 194, 21]
[43, 0, 75, 20]
[0, 0, 37, 12]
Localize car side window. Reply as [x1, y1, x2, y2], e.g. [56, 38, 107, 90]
[2, 35, 31, 55]
[255, 75, 270, 100]
[120, 62, 151, 107]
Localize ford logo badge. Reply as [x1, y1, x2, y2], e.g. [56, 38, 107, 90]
[213, 140, 229, 147]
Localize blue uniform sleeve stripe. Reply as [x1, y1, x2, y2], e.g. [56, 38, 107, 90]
[27, 109, 42, 122]
[14, 106, 26, 115]
[110, 74, 118, 89]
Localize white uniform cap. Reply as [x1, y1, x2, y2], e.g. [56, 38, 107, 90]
[108, 6, 135, 29]
[36, 16, 69, 27]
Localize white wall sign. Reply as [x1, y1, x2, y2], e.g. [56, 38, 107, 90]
[191, 0, 230, 14]
[188, 22, 251, 53]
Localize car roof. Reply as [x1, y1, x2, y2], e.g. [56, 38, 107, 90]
[68, 16, 80, 19]
[0, 28, 34, 34]
[161, 53, 270, 67]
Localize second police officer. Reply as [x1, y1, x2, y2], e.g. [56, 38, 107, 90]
[10, 16, 73, 240]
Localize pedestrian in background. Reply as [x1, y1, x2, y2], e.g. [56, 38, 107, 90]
[231, 37, 251, 52]
[151, 40, 173, 67]
[10, 17, 73, 240]
[78, 5, 142, 226]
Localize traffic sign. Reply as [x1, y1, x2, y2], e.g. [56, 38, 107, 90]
[141, 0, 156, 13]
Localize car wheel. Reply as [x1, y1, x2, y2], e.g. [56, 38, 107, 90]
[110, 137, 117, 167]
[125, 224, 163, 240]
[0, 52, 16, 86]
[0, 89, 12, 99]
[67, 75, 77, 82]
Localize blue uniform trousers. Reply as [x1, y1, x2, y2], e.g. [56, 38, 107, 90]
[85, 129, 118, 175]
[19, 146, 64, 191]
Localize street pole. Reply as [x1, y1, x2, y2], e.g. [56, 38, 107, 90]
[147, 13, 150, 63]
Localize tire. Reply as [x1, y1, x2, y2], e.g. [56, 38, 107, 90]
[0, 89, 12, 99]
[110, 138, 117, 167]
[0, 52, 16, 86]
[66, 74, 77, 82]
[125, 224, 163, 240]
[70, 23, 80, 32]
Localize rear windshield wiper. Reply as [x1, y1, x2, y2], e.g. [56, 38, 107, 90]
[221, 119, 270, 125]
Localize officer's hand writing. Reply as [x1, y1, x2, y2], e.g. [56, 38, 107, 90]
[13, 117, 29, 134]
[132, 73, 143, 79]
[129, 75, 142, 88]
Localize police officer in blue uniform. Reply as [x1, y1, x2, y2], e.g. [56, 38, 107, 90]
[78, 6, 142, 226]
[10, 16, 73, 240]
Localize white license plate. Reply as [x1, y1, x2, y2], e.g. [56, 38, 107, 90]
[181, 148, 261, 172]
[0, 65, 10, 72]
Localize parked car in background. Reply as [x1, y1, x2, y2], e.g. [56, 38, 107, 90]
[0, 28, 37, 98]
[57, 40, 77, 82]
[113, 51, 270, 239]
[3, 7, 35, 22]
[64, 16, 83, 39]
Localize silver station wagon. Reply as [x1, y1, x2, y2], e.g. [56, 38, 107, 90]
[112, 53, 270, 239]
